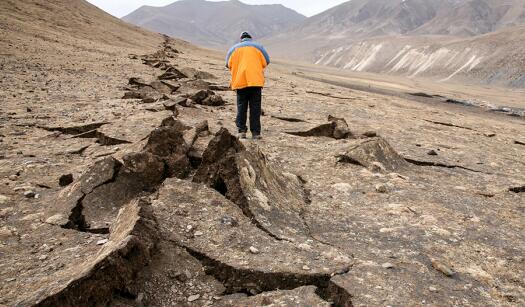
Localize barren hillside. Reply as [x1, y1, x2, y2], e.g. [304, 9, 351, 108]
[122, 0, 306, 49]
[0, 1, 524, 307]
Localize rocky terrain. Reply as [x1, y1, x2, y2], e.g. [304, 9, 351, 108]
[122, 0, 306, 49]
[1, 0, 524, 306]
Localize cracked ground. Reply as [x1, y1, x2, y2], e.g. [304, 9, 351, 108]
[1, 1, 524, 306]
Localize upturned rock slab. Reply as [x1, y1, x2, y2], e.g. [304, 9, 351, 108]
[193, 128, 310, 241]
[337, 137, 409, 172]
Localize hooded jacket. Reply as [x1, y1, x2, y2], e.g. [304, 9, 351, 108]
[226, 38, 270, 90]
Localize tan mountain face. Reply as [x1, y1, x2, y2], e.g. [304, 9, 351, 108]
[264, 0, 525, 87]
[122, 0, 306, 49]
[1, 0, 524, 306]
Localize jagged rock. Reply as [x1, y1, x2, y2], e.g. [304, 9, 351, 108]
[162, 100, 178, 111]
[152, 178, 351, 294]
[40, 122, 108, 135]
[180, 67, 216, 80]
[189, 89, 215, 104]
[158, 67, 187, 80]
[287, 115, 354, 139]
[122, 87, 168, 103]
[328, 115, 354, 139]
[218, 286, 331, 306]
[201, 94, 226, 106]
[143, 123, 191, 178]
[183, 120, 210, 147]
[337, 137, 408, 172]
[148, 81, 174, 95]
[160, 80, 180, 92]
[20, 199, 158, 306]
[193, 128, 311, 241]
[128, 77, 149, 88]
[170, 96, 189, 107]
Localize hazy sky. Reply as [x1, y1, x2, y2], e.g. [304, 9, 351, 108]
[86, 0, 349, 18]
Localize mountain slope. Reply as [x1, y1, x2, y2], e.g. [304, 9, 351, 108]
[311, 25, 525, 87]
[0, 0, 161, 49]
[264, 0, 525, 87]
[122, 0, 306, 49]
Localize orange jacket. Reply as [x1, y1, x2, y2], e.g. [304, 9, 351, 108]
[226, 39, 270, 90]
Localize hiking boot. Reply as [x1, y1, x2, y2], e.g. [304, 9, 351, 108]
[238, 132, 247, 139]
[252, 134, 262, 140]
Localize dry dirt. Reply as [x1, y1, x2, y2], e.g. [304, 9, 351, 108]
[1, 1, 524, 306]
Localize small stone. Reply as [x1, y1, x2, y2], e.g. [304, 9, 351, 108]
[188, 294, 200, 302]
[249, 246, 260, 254]
[194, 231, 203, 237]
[38, 255, 48, 261]
[484, 132, 496, 137]
[375, 184, 389, 193]
[302, 265, 311, 271]
[0, 195, 9, 205]
[8, 175, 18, 181]
[186, 225, 193, 232]
[45, 214, 65, 225]
[431, 259, 455, 277]
[427, 150, 438, 156]
[23, 190, 36, 198]
[0, 226, 14, 240]
[59, 174, 74, 187]
[382, 262, 395, 269]
[220, 216, 238, 227]
[41, 244, 53, 252]
[429, 286, 438, 292]
[96, 239, 109, 245]
[6, 278, 16, 282]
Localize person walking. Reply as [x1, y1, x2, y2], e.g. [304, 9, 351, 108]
[226, 31, 270, 140]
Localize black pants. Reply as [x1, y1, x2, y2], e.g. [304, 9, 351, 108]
[236, 87, 262, 135]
